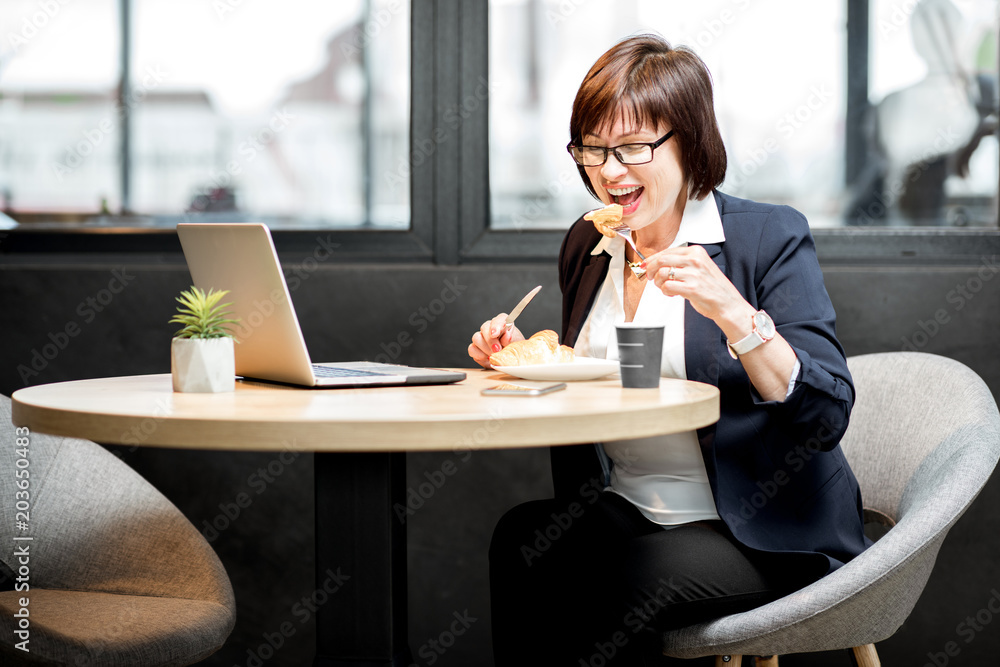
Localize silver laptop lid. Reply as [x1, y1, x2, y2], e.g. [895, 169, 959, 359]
[176, 222, 318, 386]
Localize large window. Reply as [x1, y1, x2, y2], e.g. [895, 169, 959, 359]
[0, 0, 409, 228]
[2, 0, 997, 260]
[0, 0, 121, 214]
[489, 0, 999, 230]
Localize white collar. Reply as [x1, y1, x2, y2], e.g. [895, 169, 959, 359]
[590, 193, 725, 257]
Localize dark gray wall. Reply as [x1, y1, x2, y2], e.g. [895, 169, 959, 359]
[2, 242, 999, 667]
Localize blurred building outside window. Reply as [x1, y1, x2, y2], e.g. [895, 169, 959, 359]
[489, 0, 998, 231]
[0, 0, 410, 229]
[0, 0, 120, 216]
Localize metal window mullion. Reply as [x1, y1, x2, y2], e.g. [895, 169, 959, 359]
[362, 0, 374, 227]
[845, 0, 870, 188]
[118, 0, 132, 214]
[457, 0, 490, 262]
[410, 0, 439, 257]
[432, 0, 461, 264]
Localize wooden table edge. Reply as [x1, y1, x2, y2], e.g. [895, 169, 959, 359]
[11, 372, 720, 453]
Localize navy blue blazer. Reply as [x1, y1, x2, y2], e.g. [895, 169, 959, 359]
[555, 190, 869, 579]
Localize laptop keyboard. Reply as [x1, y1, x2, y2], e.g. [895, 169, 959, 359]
[312, 365, 386, 378]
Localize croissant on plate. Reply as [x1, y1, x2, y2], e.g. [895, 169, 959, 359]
[489, 329, 574, 366]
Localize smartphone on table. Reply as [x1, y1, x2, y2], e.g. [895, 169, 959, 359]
[481, 382, 567, 396]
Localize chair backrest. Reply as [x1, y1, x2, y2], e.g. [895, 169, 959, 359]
[0, 395, 234, 610]
[841, 352, 1000, 525]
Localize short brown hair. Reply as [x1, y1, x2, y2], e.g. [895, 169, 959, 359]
[569, 34, 727, 201]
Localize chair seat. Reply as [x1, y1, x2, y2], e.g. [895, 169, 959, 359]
[663, 513, 947, 658]
[0, 589, 234, 667]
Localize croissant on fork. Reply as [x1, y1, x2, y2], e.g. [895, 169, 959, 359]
[584, 203, 624, 238]
[489, 330, 574, 366]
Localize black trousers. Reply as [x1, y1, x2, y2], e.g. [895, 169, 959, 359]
[489, 492, 793, 667]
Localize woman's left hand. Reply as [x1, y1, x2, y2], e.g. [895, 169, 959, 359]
[642, 245, 753, 328]
[643, 245, 800, 402]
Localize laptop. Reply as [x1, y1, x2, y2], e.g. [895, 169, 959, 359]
[176, 222, 466, 388]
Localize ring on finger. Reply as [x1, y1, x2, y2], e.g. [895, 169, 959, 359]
[666, 266, 676, 281]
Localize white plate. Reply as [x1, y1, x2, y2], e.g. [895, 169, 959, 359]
[493, 357, 620, 382]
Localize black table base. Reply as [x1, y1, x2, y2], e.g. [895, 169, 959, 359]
[314, 451, 412, 666]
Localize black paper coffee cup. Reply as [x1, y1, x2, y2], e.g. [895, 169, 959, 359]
[615, 324, 664, 388]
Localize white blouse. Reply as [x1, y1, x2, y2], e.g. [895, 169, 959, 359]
[575, 194, 724, 526]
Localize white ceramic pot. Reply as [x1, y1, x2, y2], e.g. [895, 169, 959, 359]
[171, 337, 235, 393]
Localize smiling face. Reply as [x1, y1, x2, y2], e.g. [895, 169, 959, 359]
[569, 37, 727, 213]
[583, 114, 689, 233]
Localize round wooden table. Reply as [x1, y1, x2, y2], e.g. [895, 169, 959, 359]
[13, 370, 719, 666]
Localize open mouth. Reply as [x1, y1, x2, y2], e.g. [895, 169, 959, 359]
[609, 185, 643, 213]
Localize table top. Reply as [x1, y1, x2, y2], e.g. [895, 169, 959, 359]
[11, 371, 719, 453]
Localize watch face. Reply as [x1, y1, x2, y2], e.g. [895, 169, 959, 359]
[753, 311, 776, 340]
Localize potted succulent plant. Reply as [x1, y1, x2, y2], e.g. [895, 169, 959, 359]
[169, 286, 240, 393]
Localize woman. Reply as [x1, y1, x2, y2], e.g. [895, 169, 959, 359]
[469, 35, 868, 666]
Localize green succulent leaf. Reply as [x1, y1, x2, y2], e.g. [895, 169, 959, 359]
[169, 286, 240, 340]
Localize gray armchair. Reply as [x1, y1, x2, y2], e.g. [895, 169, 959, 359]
[0, 395, 236, 666]
[662, 352, 1000, 666]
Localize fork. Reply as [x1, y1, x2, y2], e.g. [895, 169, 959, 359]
[609, 223, 646, 278]
[608, 222, 645, 261]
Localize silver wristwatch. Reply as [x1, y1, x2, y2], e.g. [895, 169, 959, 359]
[727, 310, 776, 359]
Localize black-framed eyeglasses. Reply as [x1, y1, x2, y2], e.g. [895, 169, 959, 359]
[566, 129, 676, 167]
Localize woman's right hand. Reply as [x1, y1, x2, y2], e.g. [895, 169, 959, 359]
[468, 314, 525, 369]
